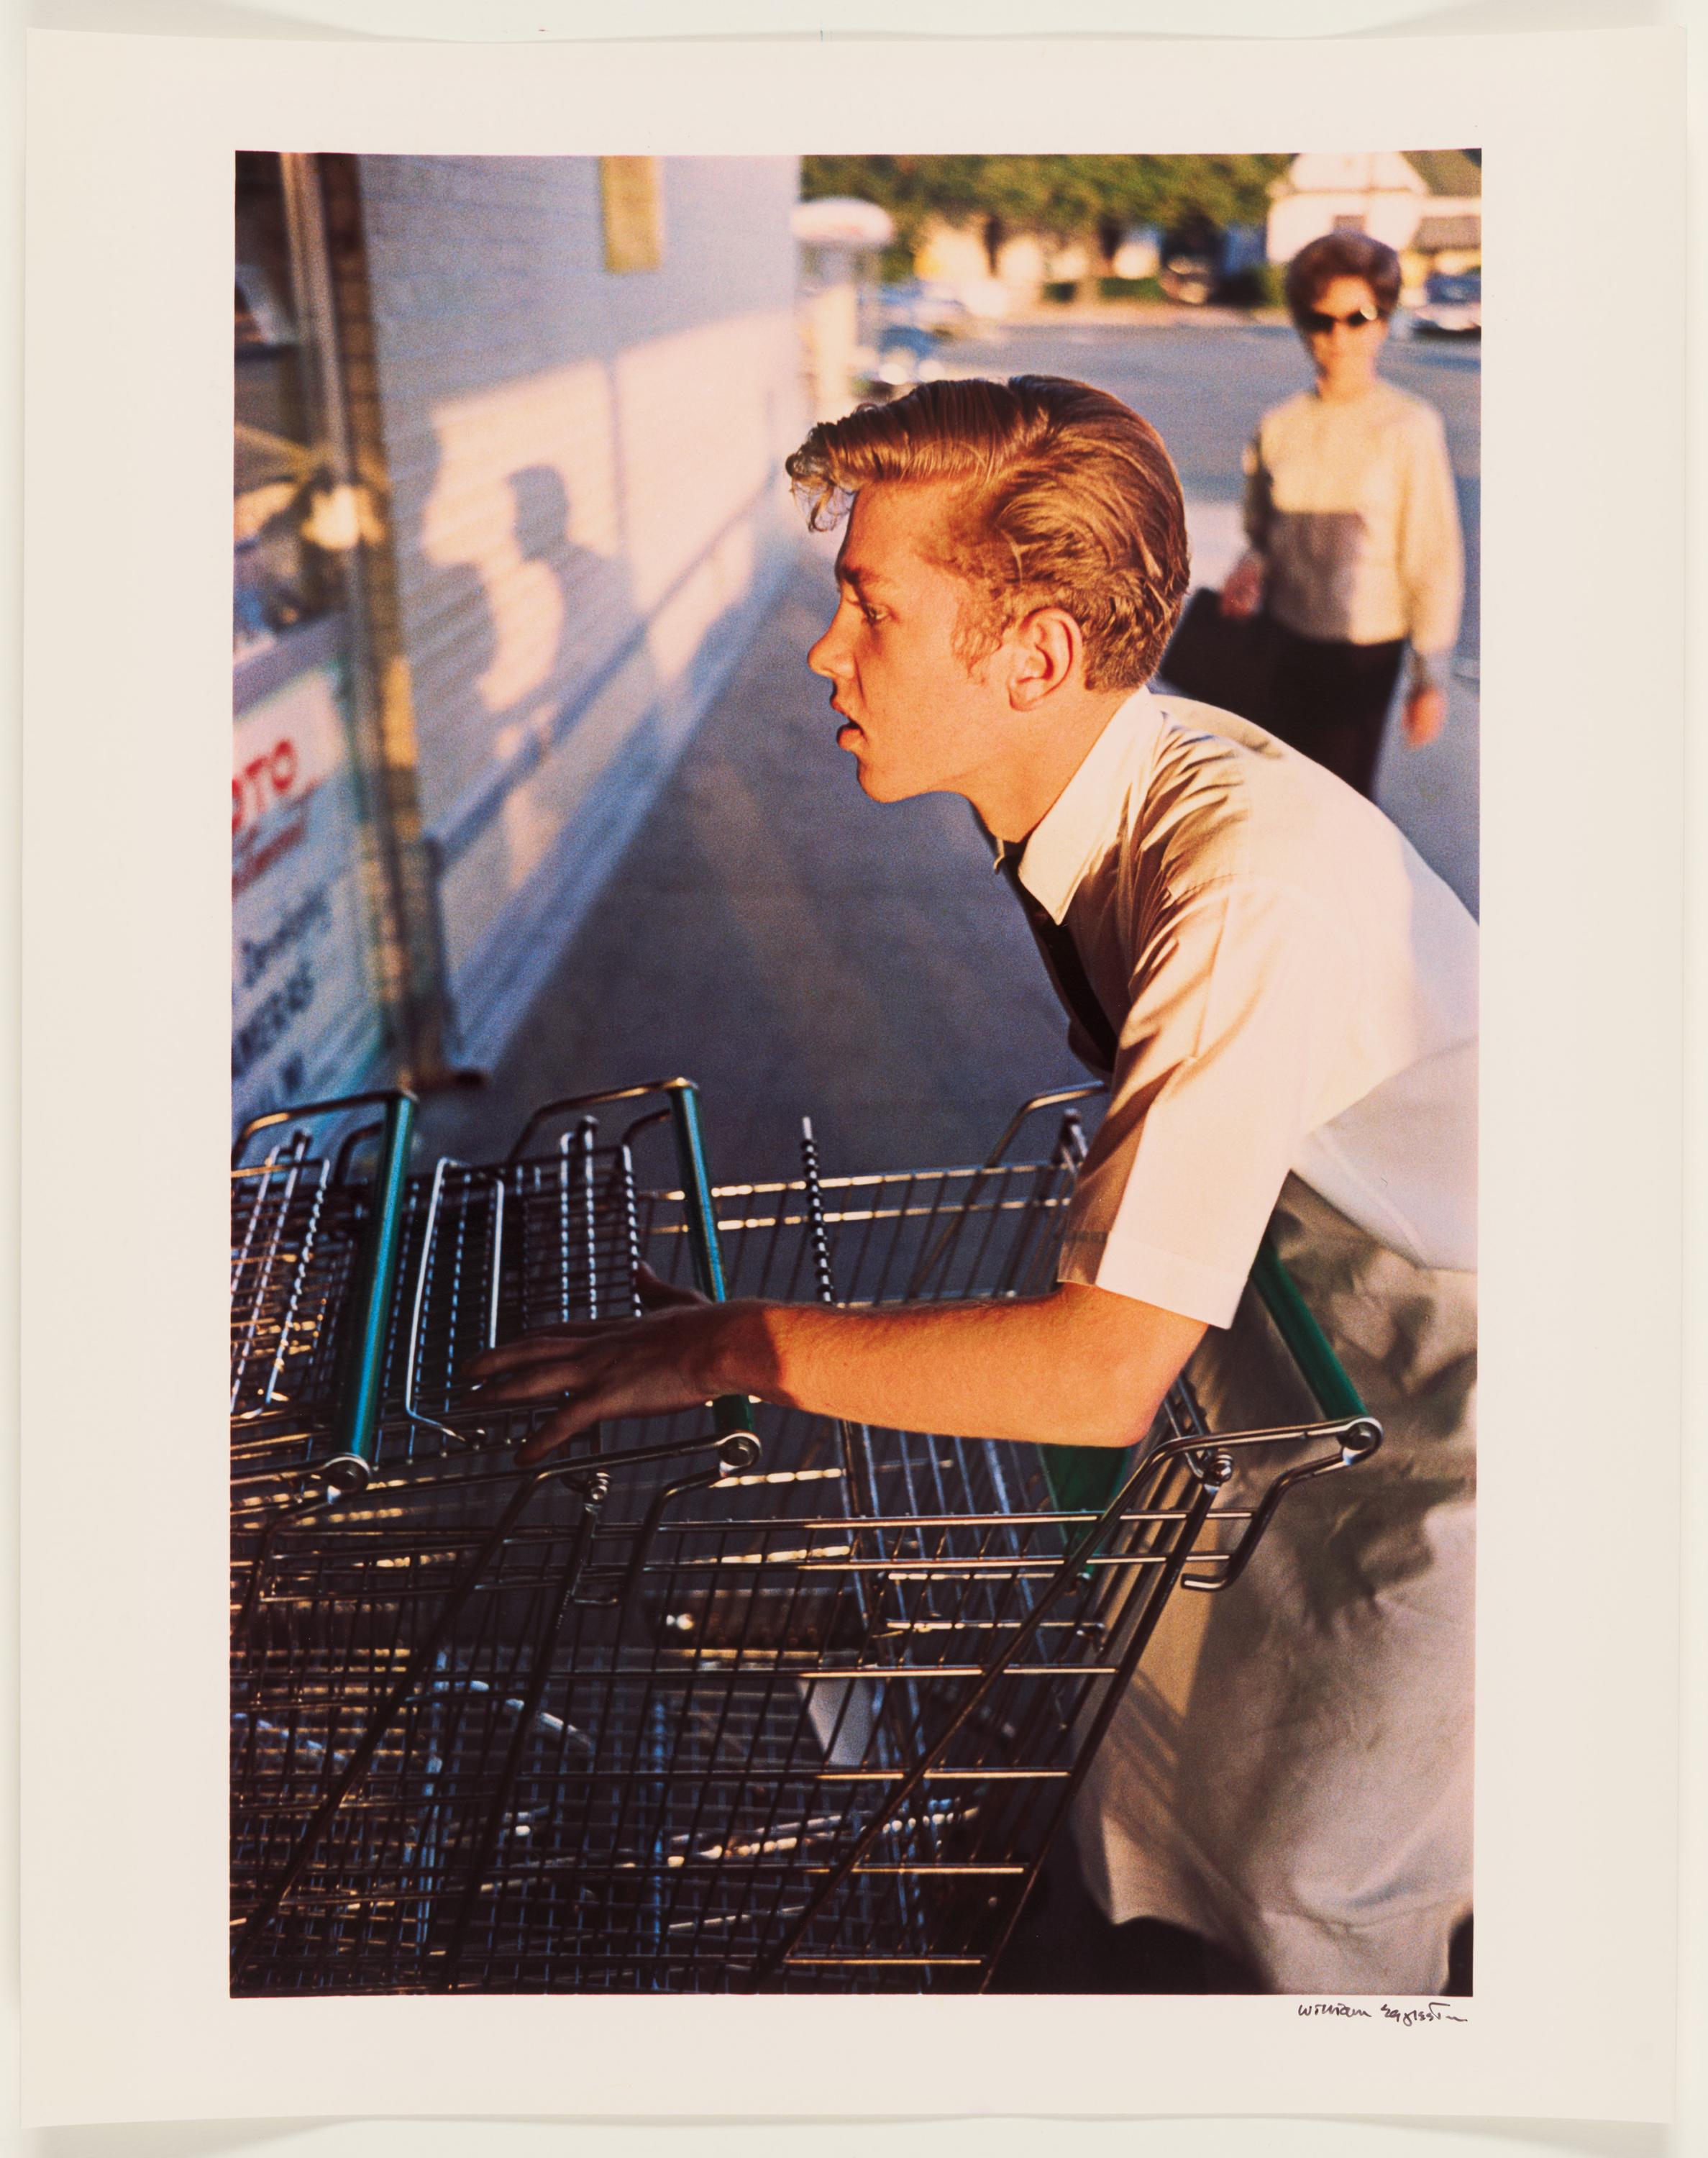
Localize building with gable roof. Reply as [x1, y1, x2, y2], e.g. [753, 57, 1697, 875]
[1265, 150, 1481, 294]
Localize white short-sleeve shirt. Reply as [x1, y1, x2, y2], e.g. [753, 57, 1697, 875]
[1010, 689, 1478, 1329]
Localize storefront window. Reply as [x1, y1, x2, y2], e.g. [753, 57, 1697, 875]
[235, 152, 339, 657]
[232, 152, 387, 1125]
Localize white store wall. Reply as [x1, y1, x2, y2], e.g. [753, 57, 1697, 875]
[355, 154, 806, 1065]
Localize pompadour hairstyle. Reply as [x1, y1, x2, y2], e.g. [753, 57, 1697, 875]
[1284, 229, 1405, 322]
[784, 374, 1191, 692]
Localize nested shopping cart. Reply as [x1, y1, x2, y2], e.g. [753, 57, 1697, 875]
[229, 1078, 1379, 1995]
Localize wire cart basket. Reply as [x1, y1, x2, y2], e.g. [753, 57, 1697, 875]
[230, 1079, 1380, 1995]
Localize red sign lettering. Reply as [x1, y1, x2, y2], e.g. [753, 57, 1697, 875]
[232, 739, 301, 834]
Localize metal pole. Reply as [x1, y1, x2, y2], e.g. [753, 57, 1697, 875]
[280, 152, 460, 1089]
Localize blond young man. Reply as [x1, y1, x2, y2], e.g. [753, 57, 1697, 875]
[470, 377, 1478, 1996]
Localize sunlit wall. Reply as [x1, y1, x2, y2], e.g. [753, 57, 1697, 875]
[358, 155, 805, 1065]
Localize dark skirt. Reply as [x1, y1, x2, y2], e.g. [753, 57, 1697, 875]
[1262, 622, 1407, 798]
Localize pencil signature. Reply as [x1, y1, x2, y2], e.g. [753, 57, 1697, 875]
[1297, 2000, 1469, 2026]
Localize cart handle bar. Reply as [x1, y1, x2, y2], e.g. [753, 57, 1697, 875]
[232, 1088, 419, 1170]
[225, 1091, 419, 1495]
[506, 1077, 756, 1447]
[232, 1088, 419, 1490]
[979, 1083, 1109, 1170]
[903, 1084, 1107, 1302]
[506, 1076, 695, 1164]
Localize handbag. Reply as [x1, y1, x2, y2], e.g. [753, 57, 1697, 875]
[1154, 586, 1279, 724]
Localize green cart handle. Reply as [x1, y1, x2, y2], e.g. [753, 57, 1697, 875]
[501, 1076, 757, 1447]
[319, 1093, 416, 1493]
[663, 1080, 758, 1445]
[232, 1088, 415, 1170]
[234, 1090, 418, 1495]
[1246, 1236, 1366, 1424]
[1041, 1232, 1370, 1517]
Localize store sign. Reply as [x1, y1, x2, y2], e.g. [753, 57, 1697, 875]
[232, 660, 383, 1131]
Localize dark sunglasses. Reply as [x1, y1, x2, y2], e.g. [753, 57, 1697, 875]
[1299, 304, 1385, 333]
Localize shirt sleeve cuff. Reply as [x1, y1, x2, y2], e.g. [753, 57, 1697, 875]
[1056, 1228, 1248, 1329]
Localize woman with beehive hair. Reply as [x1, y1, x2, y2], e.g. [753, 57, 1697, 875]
[1220, 229, 1464, 798]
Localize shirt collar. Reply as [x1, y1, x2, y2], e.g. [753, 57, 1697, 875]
[992, 688, 1161, 923]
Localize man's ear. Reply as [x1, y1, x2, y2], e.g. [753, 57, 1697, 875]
[1008, 606, 1083, 711]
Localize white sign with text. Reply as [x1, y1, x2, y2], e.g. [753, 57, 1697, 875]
[231, 659, 383, 1128]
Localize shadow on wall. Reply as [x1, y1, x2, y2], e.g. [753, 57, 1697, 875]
[408, 382, 668, 1063]
[408, 393, 796, 1069]
[411, 554, 1096, 1181]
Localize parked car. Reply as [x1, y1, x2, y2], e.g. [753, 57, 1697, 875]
[1159, 251, 1218, 306]
[1156, 223, 1264, 306]
[1411, 269, 1481, 337]
[879, 279, 971, 334]
[867, 322, 949, 392]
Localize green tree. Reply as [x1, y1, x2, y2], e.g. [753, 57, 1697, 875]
[800, 153, 1292, 284]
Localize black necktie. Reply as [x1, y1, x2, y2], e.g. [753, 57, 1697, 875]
[998, 856, 1120, 1070]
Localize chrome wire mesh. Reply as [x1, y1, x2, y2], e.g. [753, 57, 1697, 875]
[232, 1104, 1304, 1995]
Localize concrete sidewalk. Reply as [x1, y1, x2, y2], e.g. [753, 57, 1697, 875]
[416, 551, 1091, 1182]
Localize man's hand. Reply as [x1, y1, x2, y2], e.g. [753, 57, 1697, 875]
[464, 1263, 746, 1466]
[465, 1275, 1206, 1471]
[1219, 554, 1265, 620]
[1402, 684, 1447, 747]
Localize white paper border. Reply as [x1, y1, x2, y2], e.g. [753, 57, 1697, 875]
[19, 20, 1684, 2130]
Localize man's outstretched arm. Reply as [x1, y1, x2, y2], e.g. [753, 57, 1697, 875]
[465, 1273, 1207, 1467]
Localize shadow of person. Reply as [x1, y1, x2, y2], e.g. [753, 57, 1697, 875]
[507, 462, 578, 582]
[485, 459, 652, 757]
[400, 435, 677, 1157]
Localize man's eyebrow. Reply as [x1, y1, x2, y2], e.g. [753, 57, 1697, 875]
[836, 560, 893, 593]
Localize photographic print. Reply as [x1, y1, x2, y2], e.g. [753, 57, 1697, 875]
[22, 21, 1681, 2129]
[229, 147, 1480, 2003]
